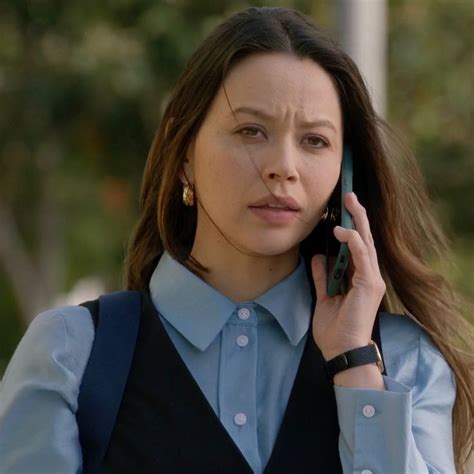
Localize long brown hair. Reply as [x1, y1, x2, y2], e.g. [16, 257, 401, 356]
[124, 7, 473, 471]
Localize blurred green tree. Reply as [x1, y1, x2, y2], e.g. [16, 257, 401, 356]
[388, 0, 474, 298]
[0, 0, 472, 368]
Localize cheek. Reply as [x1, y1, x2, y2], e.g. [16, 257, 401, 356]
[193, 152, 251, 216]
[307, 162, 341, 198]
[195, 138, 253, 190]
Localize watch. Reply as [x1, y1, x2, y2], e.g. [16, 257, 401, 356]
[325, 340, 384, 381]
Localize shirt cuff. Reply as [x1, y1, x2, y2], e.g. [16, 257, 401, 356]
[334, 375, 416, 473]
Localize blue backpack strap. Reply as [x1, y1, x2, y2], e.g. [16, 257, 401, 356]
[76, 290, 142, 474]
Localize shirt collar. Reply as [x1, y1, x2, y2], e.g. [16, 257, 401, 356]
[254, 259, 312, 346]
[149, 251, 313, 351]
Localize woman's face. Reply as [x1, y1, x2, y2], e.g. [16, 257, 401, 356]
[183, 52, 343, 259]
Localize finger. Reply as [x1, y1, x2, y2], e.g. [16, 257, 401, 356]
[344, 192, 373, 245]
[344, 192, 380, 271]
[333, 226, 373, 283]
[311, 254, 328, 300]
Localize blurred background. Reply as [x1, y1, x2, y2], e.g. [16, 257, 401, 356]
[0, 0, 473, 374]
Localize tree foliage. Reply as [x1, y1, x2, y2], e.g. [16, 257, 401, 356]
[0, 0, 472, 365]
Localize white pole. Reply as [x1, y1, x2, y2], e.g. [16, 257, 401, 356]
[337, 0, 388, 118]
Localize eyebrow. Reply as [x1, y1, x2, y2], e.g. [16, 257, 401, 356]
[228, 106, 338, 133]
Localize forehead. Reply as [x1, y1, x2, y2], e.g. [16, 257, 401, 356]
[209, 52, 342, 128]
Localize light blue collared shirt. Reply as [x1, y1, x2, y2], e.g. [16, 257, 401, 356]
[0, 251, 456, 473]
[150, 252, 312, 472]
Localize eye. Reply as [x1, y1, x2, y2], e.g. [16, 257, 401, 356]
[303, 135, 329, 148]
[237, 126, 265, 138]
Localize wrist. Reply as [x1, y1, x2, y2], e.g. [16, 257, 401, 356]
[333, 363, 385, 389]
[325, 340, 384, 383]
[323, 341, 370, 362]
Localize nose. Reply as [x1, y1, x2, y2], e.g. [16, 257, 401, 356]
[261, 140, 299, 183]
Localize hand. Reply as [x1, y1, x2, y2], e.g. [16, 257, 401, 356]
[311, 192, 386, 361]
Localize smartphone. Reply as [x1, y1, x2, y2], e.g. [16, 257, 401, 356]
[326, 146, 353, 296]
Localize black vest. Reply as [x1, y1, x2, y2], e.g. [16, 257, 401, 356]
[97, 290, 383, 473]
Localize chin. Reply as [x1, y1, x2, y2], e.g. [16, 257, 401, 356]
[241, 236, 301, 258]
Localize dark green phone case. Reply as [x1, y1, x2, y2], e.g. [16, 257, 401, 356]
[327, 147, 353, 296]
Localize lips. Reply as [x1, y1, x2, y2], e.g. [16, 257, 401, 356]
[249, 195, 301, 211]
[249, 205, 297, 224]
[248, 195, 301, 225]
[253, 204, 293, 210]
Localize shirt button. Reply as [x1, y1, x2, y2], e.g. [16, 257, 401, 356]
[234, 413, 247, 426]
[238, 308, 250, 320]
[362, 405, 376, 418]
[361, 470, 372, 474]
[236, 335, 249, 347]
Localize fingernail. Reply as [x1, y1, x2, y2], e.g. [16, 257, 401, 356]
[334, 226, 344, 232]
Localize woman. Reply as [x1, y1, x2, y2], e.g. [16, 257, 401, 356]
[0, 6, 472, 474]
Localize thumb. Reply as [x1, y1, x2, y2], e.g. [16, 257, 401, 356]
[311, 254, 327, 300]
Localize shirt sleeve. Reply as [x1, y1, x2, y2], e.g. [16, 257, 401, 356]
[334, 332, 456, 474]
[0, 306, 94, 474]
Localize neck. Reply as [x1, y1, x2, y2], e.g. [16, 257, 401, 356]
[190, 235, 300, 303]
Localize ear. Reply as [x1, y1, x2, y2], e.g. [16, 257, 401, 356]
[179, 138, 196, 186]
[166, 117, 194, 185]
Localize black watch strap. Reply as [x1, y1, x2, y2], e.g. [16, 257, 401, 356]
[326, 340, 384, 381]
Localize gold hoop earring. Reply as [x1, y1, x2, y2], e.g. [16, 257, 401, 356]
[182, 182, 195, 206]
[320, 206, 339, 222]
[320, 207, 329, 221]
[329, 207, 340, 221]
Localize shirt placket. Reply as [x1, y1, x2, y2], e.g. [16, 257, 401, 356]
[218, 304, 261, 473]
